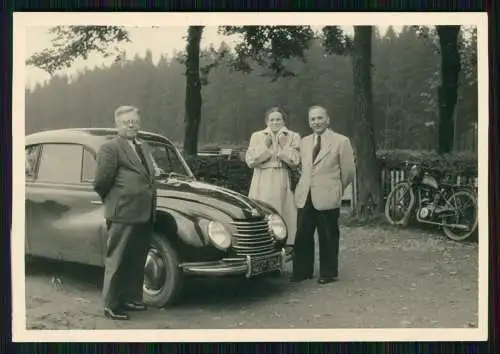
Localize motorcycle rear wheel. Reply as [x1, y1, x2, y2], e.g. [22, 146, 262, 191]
[384, 182, 414, 226]
[442, 189, 478, 242]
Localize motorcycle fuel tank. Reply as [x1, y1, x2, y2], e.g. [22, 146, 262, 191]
[421, 174, 439, 190]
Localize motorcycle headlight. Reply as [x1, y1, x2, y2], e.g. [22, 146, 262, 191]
[267, 214, 287, 241]
[207, 221, 231, 250]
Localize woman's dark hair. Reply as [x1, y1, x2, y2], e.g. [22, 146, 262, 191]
[264, 106, 287, 123]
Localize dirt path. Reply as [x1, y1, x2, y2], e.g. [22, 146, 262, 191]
[25, 225, 478, 329]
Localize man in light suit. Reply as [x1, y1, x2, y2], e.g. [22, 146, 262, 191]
[93, 105, 157, 320]
[291, 105, 356, 284]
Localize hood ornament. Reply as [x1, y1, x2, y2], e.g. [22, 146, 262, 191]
[249, 208, 259, 217]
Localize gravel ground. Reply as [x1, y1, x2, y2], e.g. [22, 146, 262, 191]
[24, 225, 478, 330]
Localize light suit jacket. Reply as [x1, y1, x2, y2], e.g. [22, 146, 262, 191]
[93, 136, 157, 224]
[294, 128, 356, 211]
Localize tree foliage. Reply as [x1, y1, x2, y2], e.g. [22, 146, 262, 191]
[26, 26, 130, 74]
[26, 25, 478, 215]
[219, 26, 315, 80]
[26, 27, 477, 151]
[321, 26, 353, 55]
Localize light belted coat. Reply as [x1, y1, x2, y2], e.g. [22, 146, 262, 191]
[245, 127, 301, 245]
[294, 129, 356, 211]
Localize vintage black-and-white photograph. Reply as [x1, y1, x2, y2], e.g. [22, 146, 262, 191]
[13, 12, 488, 342]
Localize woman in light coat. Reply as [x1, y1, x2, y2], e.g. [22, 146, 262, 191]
[245, 107, 301, 246]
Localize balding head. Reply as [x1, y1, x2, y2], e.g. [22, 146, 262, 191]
[114, 105, 140, 139]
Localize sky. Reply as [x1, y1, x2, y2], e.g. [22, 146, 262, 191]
[24, 25, 399, 89]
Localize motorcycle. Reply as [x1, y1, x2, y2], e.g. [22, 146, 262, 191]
[384, 162, 478, 241]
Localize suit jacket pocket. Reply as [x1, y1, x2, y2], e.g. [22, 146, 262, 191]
[114, 190, 153, 221]
[330, 180, 343, 206]
[312, 179, 342, 209]
[114, 194, 132, 218]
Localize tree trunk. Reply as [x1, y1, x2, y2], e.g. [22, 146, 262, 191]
[183, 26, 204, 157]
[436, 25, 461, 154]
[351, 26, 383, 216]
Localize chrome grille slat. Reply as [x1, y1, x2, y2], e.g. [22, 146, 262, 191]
[235, 236, 272, 243]
[236, 225, 269, 232]
[234, 239, 274, 246]
[230, 217, 276, 257]
[231, 221, 268, 226]
[233, 243, 275, 251]
[234, 242, 272, 249]
[232, 248, 275, 256]
[234, 224, 268, 230]
[234, 231, 270, 238]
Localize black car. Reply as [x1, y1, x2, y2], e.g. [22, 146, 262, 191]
[25, 128, 292, 307]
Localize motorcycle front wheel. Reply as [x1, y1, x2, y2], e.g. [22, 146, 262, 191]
[442, 189, 478, 242]
[384, 181, 415, 226]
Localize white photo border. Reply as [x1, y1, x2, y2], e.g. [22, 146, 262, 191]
[12, 11, 489, 342]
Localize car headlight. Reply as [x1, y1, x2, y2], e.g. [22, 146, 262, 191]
[267, 214, 287, 241]
[207, 221, 231, 250]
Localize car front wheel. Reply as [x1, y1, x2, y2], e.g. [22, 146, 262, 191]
[142, 233, 184, 307]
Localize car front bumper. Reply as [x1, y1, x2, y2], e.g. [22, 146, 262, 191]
[178, 247, 293, 277]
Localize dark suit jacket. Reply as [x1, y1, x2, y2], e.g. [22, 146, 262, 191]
[93, 136, 157, 224]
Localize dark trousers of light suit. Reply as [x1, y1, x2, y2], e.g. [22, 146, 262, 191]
[292, 192, 340, 279]
[102, 219, 153, 310]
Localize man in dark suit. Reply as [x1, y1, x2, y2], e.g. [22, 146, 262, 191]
[291, 105, 356, 284]
[93, 105, 157, 320]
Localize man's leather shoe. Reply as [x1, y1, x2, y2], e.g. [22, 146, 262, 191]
[122, 301, 147, 311]
[290, 275, 313, 282]
[104, 308, 129, 320]
[318, 277, 337, 284]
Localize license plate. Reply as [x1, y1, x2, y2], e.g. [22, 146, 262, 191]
[248, 254, 282, 277]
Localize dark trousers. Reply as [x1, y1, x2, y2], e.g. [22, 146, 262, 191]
[292, 193, 340, 279]
[102, 220, 153, 309]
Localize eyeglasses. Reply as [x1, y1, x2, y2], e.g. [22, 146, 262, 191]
[120, 119, 140, 126]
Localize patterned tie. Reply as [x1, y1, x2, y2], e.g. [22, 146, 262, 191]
[133, 139, 150, 174]
[312, 134, 321, 161]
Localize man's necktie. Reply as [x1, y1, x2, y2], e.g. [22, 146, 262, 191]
[133, 139, 150, 174]
[312, 134, 321, 161]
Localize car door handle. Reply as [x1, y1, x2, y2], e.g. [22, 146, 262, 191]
[90, 200, 103, 205]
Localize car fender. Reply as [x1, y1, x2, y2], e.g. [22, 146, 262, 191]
[154, 207, 208, 248]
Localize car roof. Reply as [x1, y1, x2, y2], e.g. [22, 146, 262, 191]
[25, 128, 174, 152]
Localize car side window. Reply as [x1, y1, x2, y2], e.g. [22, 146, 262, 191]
[25, 145, 40, 179]
[149, 144, 171, 172]
[37, 144, 84, 184]
[150, 143, 185, 175]
[81, 148, 96, 182]
[166, 145, 185, 174]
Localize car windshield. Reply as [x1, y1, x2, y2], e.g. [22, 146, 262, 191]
[145, 141, 194, 179]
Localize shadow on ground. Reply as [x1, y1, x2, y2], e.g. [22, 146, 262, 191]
[25, 257, 291, 309]
[23, 225, 479, 330]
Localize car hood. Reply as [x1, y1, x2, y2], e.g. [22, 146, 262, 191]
[155, 178, 276, 220]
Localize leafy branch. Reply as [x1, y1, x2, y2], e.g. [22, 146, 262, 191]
[26, 26, 130, 75]
[219, 26, 315, 81]
[320, 26, 353, 56]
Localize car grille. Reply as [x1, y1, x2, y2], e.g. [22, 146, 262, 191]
[230, 217, 276, 257]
